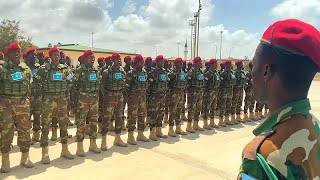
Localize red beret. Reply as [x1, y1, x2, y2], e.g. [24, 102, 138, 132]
[112, 52, 120, 59]
[145, 57, 152, 62]
[152, 60, 156, 64]
[105, 56, 111, 61]
[37, 51, 44, 55]
[6, 42, 21, 54]
[193, 56, 202, 63]
[163, 58, 168, 63]
[60, 50, 65, 54]
[0, 51, 4, 57]
[26, 47, 36, 55]
[78, 55, 84, 62]
[209, 58, 218, 64]
[249, 61, 253, 66]
[83, 49, 94, 58]
[97, 57, 104, 62]
[124, 55, 131, 61]
[174, 57, 183, 64]
[224, 60, 232, 65]
[182, 60, 187, 64]
[262, 19, 320, 69]
[205, 61, 209, 66]
[66, 56, 70, 60]
[220, 61, 226, 66]
[49, 46, 59, 57]
[235, 59, 243, 65]
[155, 55, 164, 62]
[187, 61, 193, 66]
[133, 54, 144, 64]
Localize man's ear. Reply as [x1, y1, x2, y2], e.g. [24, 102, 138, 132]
[264, 64, 273, 82]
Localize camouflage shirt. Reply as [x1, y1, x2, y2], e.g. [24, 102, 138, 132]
[238, 98, 320, 180]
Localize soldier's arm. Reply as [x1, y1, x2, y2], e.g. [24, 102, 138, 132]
[101, 69, 108, 95]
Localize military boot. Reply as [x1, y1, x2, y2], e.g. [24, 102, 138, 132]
[31, 130, 40, 144]
[186, 122, 195, 133]
[1, 153, 10, 173]
[243, 113, 251, 122]
[259, 111, 266, 119]
[127, 131, 137, 145]
[89, 139, 101, 153]
[218, 117, 227, 127]
[61, 144, 75, 159]
[203, 118, 212, 130]
[175, 124, 187, 135]
[101, 136, 108, 151]
[114, 134, 128, 147]
[149, 128, 158, 141]
[108, 122, 115, 132]
[20, 152, 34, 168]
[249, 112, 257, 121]
[136, 130, 150, 142]
[76, 142, 85, 157]
[230, 115, 239, 124]
[163, 114, 169, 124]
[236, 114, 246, 123]
[193, 121, 205, 131]
[181, 113, 187, 121]
[263, 110, 269, 117]
[168, 126, 177, 137]
[156, 127, 168, 138]
[50, 127, 57, 141]
[145, 116, 151, 126]
[254, 112, 261, 120]
[225, 116, 234, 125]
[41, 147, 50, 164]
[209, 119, 219, 128]
[68, 120, 74, 126]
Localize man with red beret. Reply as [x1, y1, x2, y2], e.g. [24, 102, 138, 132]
[144, 56, 153, 126]
[243, 61, 256, 122]
[36, 46, 75, 164]
[59, 50, 66, 64]
[104, 56, 112, 69]
[148, 55, 169, 140]
[187, 61, 193, 72]
[123, 55, 133, 129]
[238, 19, 320, 179]
[215, 61, 226, 115]
[218, 60, 236, 127]
[101, 52, 127, 147]
[186, 56, 205, 132]
[180, 60, 188, 121]
[202, 58, 221, 129]
[73, 50, 101, 156]
[37, 51, 45, 65]
[167, 57, 188, 137]
[230, 60, 247, 123]
[97, 57, 106, 132]
[0, 42, 34, 172]
[126, 54, 150, 144]
[163, 58, 170, 124]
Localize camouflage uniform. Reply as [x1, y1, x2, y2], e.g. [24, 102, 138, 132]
[0, 61, 33, 171]
[163, 67, 171, 124]
[238, 99, 320, 179]
[231, 69, 246, 123]
[186, 67, 205, 132]
[167, 67, 188, 136]
[148, 66, 168, 140]
[202, 69, 220, 129]
[219, 69, 236, 126]
[243, 69, 256, 121]
[101, 65, 127, 147]
[73, 63, 101, 155]
[145, 65, 154, 125]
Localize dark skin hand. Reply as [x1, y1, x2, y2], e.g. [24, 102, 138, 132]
[252, 42, 307, 114]
[9, 49, 21, 65]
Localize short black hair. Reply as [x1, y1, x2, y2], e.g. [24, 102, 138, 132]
[260, 42, 318, 93]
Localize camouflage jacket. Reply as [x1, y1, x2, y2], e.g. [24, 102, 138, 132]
[220, 69, 236, 88]
[238, 99, 320, 180]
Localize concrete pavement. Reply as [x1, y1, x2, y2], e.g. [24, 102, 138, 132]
[1, 81, 319, 180]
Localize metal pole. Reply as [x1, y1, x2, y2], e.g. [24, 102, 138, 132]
[193, 13, 197, 59]
[91, 32, 94, 48]
[196, 0, 201, 57]
[189, 20, 194, 60]
[178, 43, 180, 57]
[220, 31, 223, 60]
[214, 45, 217, 59]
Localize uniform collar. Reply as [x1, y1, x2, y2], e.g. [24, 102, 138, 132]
[253, 98, 311, 135]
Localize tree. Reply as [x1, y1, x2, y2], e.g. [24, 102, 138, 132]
[0, 19, 37, 54]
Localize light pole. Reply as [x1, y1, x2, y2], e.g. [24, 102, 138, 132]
[214, 44, 218, 59]
[196, 0, 202, 56]
[153, 45, 157, 57]
[219, 31, 223, 60]
[189, 19, 195, 60]
[177, 42, 181, 57]
[229, 46, 234, 58]
[91, 32, 94, 48]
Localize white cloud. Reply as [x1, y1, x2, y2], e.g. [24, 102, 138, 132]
[271, 0, 320, 28]
[122, 0, 137, 14]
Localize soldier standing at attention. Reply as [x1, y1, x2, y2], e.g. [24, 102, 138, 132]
[25, 48, 42, 144]
[145, 57, 153, 126]
[218, 60, 236, 127]
[126, 54, 150, 144]
[0, 42, 34, 172]
[180, 60, 188, 121]
[37, 46, 74, 164]
[216, 61, 226, 116]
[104, 56, 115, 132]
[186, 56, 205, 132]
[238, 19, 320, 180]
[74, 50, 101, 156]
[242, 61, 255, 122]
[97, 57, 105, 132]
[163, 58, 170, 124]
[123, 55, 132, 129]
[231, 60, 247, 124]
[148, 55, 168, 140]
[101, 52, 127, 147]
[202, 58, 220, 129]
[167, 57, 188, 137]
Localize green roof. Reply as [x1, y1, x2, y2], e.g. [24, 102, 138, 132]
[38, 44, 136, 55]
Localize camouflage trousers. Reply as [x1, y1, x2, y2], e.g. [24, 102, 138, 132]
[164, 90, 170, 115]
[181, 91, 187, 114]
[244, 88, 255, 114]
[231, 87, 244, 115]
[219, 88, 233, 118]
[76, 93, 99, 142]
[50, 93, 70, 129]
[101, 91, 124, 135]
[40, 94, 69, 147]
[216, 88, 223, 112]
[30, 90, 42, 132]
[187, 88, 203, 122]
[98, 91, 104, 124]
[168, 89, 185, 126]
[202, 89, 218, 119]
[149, 92, 165, 128]
[127, 91, 146, 132]
[70, 86, 77, 113]
[0, 96, 31, 153]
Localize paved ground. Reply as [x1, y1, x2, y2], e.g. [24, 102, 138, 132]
[1, 81, 320, 180]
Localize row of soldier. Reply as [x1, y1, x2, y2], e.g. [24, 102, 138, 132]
[0, 43, 268, 173]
